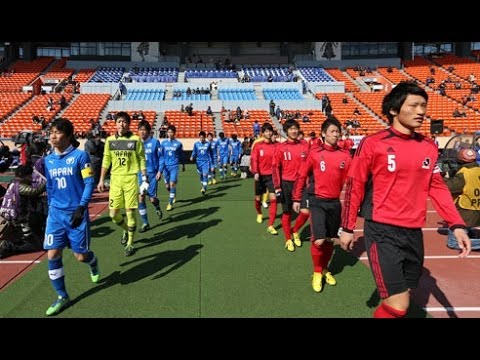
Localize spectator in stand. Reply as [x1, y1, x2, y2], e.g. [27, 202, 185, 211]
[443, 148, 480, 250]
[206, 106, 213, 116]
[253, 120, 261, 138]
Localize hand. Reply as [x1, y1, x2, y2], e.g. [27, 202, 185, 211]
[156, 172, 162, 181]
[71, 205, 86, 228]
[453, 228, 472, 258]
[254, 173, 260, 181]
[275, 188, 283, 202]
[339, 231, 356, 252]
[97, 182, 105, 193]
[139, 181, 149, 195]
[292, 201, 300, 214]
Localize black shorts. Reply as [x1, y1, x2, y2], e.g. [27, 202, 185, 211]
[255, 175, 274, 196]
[300, 191, 309, 209]
[309, 197, 341, 240]
[280, 180, 294, 213]
[364, 220, 424, 299]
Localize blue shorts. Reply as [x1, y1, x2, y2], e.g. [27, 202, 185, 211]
[219, 154, 229, 166]
[163, 165, 179, 184]
[44, 207, 90, 254]
[138, 172, 158, 199]
[196, 162, 210, 175]
[230, 155, 240, 164]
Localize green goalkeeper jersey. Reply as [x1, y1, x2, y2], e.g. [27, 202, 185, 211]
[102, 132, 146, 176]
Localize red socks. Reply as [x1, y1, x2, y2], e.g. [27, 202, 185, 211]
[293, 212, 309, 233]
[373, 302, 407, 318]
[255, 200, 261, 215]
[310, 241, 334, 273]
[268, 199, 277, 226]
[281, 213, 292, 241]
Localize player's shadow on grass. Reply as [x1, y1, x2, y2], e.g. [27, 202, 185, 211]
[136, 219, 222, 251]
[90, 217, 118, 238]
[329, 244, 360, 277]
[174, 192, 227, 207]
[364, 267, 453, 318]
[71, 244, 203, 305]
[163, 207, 220, 223]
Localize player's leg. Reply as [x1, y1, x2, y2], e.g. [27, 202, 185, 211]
[69, 208, 100, 283]
[364, 220, 410, 318]
[167, 166, 179, 209]
[109, 176, 129, 244]
[123, 178, 139, 256]
[265, 176, 278, 234]
[280, 181, 295, 252]
[292, 192, 310, 247]
[254, 176, 264, 224]
[44, 211, 70, 316]
[320, 200, 342, 286]
[137, 173, 150, 232]
[309, 203, 328, 292]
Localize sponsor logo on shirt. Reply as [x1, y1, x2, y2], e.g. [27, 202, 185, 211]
[422, 157, 431, 169]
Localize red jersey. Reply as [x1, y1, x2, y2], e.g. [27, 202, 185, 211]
[272, 139, 310, 188]
[342, 128, 465, 231]
[251, 141, 277, 175]
[309, 137, 323, 149]
[293, 143, 351, 201]
[343, 138, 354, 151]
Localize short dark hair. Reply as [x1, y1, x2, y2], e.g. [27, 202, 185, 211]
[321, 116, 342, 134]
[167, 125, 176, 133]
[199, 131, 206, 137]
[261, 123, 274, 133]
[283, 119, 300, 133]
[50, 118, 80, 148]
[137, 120, 151, 132]
[116, 111, 131, 124]
[382, 81, 428, 124]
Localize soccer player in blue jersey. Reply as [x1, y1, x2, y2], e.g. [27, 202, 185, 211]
[43, 118, 98, 316]
[216, 132, 230, 180]
[137, 120, 163, 233]
[161, 125, 185, 211]
[229, 134, 243, 177]
[207, 132, 218, 185]
[190, 131, 214, 195]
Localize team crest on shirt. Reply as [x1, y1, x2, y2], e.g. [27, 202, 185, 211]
[301, 152, 306, 159]
[127, 142, 135, 149]
[422, 157, 431, 169]
[340, 161, 346, 169]
[66, 156, 75, 165]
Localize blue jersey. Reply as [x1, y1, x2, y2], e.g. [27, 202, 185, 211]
[217, 138, 230, 156]
[142, 137, 162, 174]
[161, 139, 184, 167]
[209, 140, 218, 158]
[230, 140, 243, 157]
[45, 146, 95, 211]
[192, 141, 213, 166]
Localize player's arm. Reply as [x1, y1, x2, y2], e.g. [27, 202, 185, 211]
[250, 144, 259, 175]
[156, 141, 164, 180]
[98, 138, 111, 191]
[78, 152, 95, 206]
[340, 139, 372, 250]
[137, 137, 147, 177]
[272, 146, 282, 191]
[178, 142, 186, 171]
[18, 182, 46, 197]
[190, 143, 197, 162]
[292, 153, 312, 202]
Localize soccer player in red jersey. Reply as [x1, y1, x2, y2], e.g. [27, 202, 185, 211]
[272, 119, 310, 252]
[251, 123, 278, 234]
[308, 131, 323, 149]
[339, 81, 471, 318]
[293, 117, 351, 292]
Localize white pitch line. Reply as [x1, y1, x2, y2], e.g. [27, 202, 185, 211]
[0, 260, 41, 264]
[425, 307, 480, 312]
[359, 255, 480, 260]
